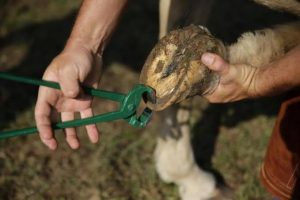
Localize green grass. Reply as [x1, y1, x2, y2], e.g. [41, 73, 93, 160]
[214, 116, 274, 200]
[0, 0, 290, 199]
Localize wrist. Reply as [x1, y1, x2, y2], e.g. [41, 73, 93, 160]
[248, 67, 265, 98]
[253, 64, 293, 97]
[64, 35, 105, 56]
[250, 45, 300, 97]
[63, 0, 127, 56]
[234, 64, 260, 99]
[251, 63, 290, 98]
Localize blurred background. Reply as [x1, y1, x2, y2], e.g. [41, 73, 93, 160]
[0, 0, 297, 199]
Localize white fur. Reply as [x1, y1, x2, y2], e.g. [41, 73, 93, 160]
[155, 123, 218, 200]
[229, 23, 300, 67]
[159, 0, 172, 39]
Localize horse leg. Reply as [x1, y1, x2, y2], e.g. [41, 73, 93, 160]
[155, 101, 223, 200]
[156, 1, 233, 199]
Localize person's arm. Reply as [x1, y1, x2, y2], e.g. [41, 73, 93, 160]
[35, 0, 127, 150]
[200, 44, 300, 103]
[254, 45, 300, 97]
[66, 0, 127, 55]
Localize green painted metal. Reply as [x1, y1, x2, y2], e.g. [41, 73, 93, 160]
[0, 72, 125, 102]
[0, 72, 154, 139]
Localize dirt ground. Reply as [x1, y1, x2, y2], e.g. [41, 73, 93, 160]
[0, 0, 298, 199]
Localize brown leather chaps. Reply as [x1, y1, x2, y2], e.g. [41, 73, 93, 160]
[261, 90, 300, 199]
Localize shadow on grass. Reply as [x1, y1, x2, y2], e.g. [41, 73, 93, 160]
[191, 97, 284, 186]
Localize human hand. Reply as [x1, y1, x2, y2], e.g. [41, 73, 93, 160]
[35, 46, 102, 150]
[201, 53, 259, 103]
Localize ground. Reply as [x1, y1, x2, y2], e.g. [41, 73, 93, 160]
[0, 0, 297, 199]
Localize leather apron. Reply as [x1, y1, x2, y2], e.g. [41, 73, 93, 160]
[261, 90, 300, 199]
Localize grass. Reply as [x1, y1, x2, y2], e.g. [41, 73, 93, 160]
[0, 0, 296, 199]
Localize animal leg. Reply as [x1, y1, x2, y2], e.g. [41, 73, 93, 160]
[156, 1, 232, 199]
[154, 102, 220, 200]
[228, 22, 300, 67]
[159, 0, 215, 39]
[159, 0, 172, 39]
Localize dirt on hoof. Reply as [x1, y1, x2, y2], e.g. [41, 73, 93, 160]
[140, 25, 226, 111]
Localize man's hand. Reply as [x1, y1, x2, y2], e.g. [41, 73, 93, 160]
[35, 46, 101, 150]
[201, 53, 259, 103]
[34, 0, 127, 150]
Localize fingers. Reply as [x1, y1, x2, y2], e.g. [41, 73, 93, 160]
[58, 66, 80, 98]
[201, 53, 230, 75]
[56, 96, 91, 112]
[201, 53, 256, 103]
[35, 96, 57, 150]
[61, 112, 80, 149]
[80, 108, 99, 143]
[202, 53, 239, 85]
[61, 108, 99, 148]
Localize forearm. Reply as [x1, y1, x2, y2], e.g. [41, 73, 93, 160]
[65, 0, 127, 54]
[255, 45, 300, 97]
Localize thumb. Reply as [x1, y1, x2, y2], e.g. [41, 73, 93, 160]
[201, 53, 230, 76]
[58, 67, 81, 98]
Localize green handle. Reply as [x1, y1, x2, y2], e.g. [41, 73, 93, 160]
[0, 127, 38, 138]
[0, 72, 125, 102]
[0, 72, 153, 139]
[0, 110, 129, 139]
[0, 72, 128, 139]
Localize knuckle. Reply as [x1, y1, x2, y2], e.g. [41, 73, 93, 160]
[34, 110, 44, 121]
[35, 115, 50, 128]
[57, 65, 70, 77]
[39, 131, 52, 140]
[66, 89, 79, 98]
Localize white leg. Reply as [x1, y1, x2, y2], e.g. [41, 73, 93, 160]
[228, 22, 300, 67]
[159, 0, 171, 39]
[154, 104, 221, 200]
[157, 1, 229, 199]
[159, 0, 216, 39]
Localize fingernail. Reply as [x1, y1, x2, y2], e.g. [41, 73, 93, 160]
[201, 53, 214, 65]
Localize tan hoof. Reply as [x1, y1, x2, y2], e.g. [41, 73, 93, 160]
[140, 25, 226, 111]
